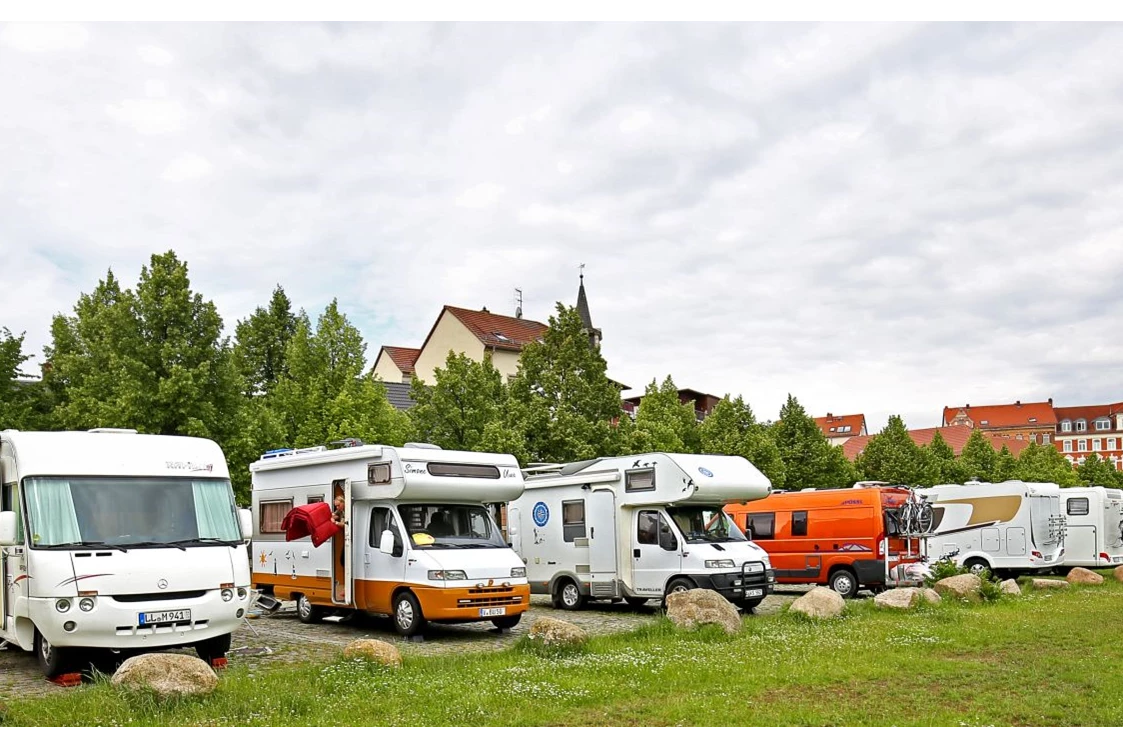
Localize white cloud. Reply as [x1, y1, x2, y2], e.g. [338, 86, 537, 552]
[504, 116, 526, 134]
[161, 153, 213, 182]
[138, 45, 174, 66]
[556, 160, 573, 174]
[619, 110, 653, 133]
[105, 97, 186, 135]
[0, 23, 88, 52]
[455, 182, 505, 209]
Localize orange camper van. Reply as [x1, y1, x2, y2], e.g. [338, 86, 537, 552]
[724, 485, 925, 598]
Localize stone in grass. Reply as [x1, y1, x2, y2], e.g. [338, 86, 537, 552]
[1066, 567, 1104, 585]
[998, 579, 1021, 596]
[788, 587, 845, 619]
[342, 639, 403, 668]
[527, 617, 588, 647]
[1031, 578, 1070, 591]
[933, 573, 982, 601]
[874, 587, 940, 610]
[1114, 566, 1123, 584]
[664, 588, 741, 635]
[110, 653, 218, 698]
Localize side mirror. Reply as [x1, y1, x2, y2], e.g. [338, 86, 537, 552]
[744, 527, 752, 541]
[0, 511, 17, 546]
[659, 526, 678, 552]
[379, 530, 395, 555]
[238, 509, 253, 541]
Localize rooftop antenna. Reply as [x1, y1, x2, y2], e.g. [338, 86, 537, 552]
[579, 263, 585, 284]
[514, 288, 523, 319]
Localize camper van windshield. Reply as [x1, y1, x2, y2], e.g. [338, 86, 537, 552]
[398, 503, 506, 549]
[23, 477, 242, 549]
[668, 506, 747, 544]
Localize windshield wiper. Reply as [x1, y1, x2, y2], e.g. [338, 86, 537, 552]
[43, 541, 129, 553]
[174, 537, 239, 547]
[456, 542, 501, 549]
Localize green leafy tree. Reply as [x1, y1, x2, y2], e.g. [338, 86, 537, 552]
[1076, 453, 1123, 489]
[855, 415, 927, 486]
[502, 303, 622, 464]
[0, 327, 50, 430]
[408, 352, 509, 451]
[1014, 442, 1079, 487]
[959, 429, 998, 482]
[233, 285, 298, 398]
[994, 445, 1018, 482]
[922, 430, 968, 485]
[698, 395, 785, 488]
[771, 394, 855, 490]
[628, 376, 701, 454]
[272, 300, 409, 449]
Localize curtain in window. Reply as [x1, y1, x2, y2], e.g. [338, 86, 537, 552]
[26, 479, 81, 545]
[192, 480, 240, 540]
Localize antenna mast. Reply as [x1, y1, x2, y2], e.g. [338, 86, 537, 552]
[514, 288, 523, 319]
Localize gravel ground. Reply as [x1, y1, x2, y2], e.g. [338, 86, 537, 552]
[0, 587, 822, 699]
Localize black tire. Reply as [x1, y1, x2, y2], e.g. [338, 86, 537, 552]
[738, 598, 762, 613]
[36, 629, 76, 679]
[552, 578, 586, 611]
[964, 558, 990, 576]
[392, 591, 426, 637]
[492, 614, 522, 631]
[828, 569, 859, 599]
[295, 594, 325, 624]
[662, 577, 697, 608]
[623, 595, 649, 611]
[194, 633, 232, 665]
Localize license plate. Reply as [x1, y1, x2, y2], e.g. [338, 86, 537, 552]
[746, 588, 763, 598]
[139, 609, 191, 625]
[479, 607, 506, 617]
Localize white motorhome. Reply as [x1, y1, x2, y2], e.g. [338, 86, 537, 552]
[250, 441, 530, 636]
[509, 453, 775, 611]
[918, 480, 1067, 576]
[1058, 486, 1123, 568]
[0, 429, 253, 677]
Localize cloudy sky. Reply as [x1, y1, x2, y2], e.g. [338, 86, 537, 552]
[2, 22, 1122, 432]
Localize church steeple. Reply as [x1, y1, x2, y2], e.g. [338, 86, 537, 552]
[576, 265, 601, 349]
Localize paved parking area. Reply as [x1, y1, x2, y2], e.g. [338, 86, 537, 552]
[0, 588, 813, 698]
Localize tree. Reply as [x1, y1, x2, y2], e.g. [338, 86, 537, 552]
[854, 415, 927, 486]
[1014, 442, 1079, 487]
[408, 352, 510, 451]
[959, 429, 998, 482]
[628, 376, 701, 454]
[771, 394, 855, 490]
[233, 285, 298, 398]
[502, 303, 623, 464]
[1076, 453, 1123, 489]
[922, 430, 968, 485]
[272, 300, 409, 449]
[0, 327, 48, 430]
[994, 445, 1018, 482]
[698, 395, 785, 488]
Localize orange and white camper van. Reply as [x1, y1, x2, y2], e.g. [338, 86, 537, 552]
[724, 485, 928, 597]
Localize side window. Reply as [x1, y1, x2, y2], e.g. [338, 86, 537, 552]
[625, 468, 656, 492]
[562, 500, 586, 542]
[791, 511, 808, 536]
[1067, 497, 1090, 516]
[369, 507, 389, 547]
[260, 500, 292, 534]
[637, 510, 659, 545]
[2, 483, 22, 543]
[307, 495, 324, 504]
[746, 512, 775, 540]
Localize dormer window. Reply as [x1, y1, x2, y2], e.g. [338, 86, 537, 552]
[1096, 418, 1111, 431]
[493, 332, 511, 343]
[1061, 420, 1072, 433]
[1076, 419, 1087, 432]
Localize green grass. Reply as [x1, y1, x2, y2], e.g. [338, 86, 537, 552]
[3, 581, 1123, 726]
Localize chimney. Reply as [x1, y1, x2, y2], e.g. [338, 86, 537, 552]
[481, 306, 489, 313]
[1048, 397, 1053, 406]
[1016, 400, 1021, 407]
[826, 412, 833, 419]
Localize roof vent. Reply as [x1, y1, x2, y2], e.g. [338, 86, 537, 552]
[403, 442, 441, 450]
[87, 428, 139, 434]
[330, 438, 365, 449]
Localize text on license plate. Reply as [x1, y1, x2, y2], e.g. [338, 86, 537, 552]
[479, 607, 507, 617]
[745, 588, 764, 598]
[139, 609, 191, 625]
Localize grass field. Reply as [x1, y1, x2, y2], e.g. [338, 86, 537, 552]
[3, 578, 1121, 726]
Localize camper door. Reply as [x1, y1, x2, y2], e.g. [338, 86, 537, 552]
[331, 479, 352, 605]
[631, 509, 681, 596]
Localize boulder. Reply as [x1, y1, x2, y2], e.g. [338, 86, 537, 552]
[874, 587, 941, 609]
[788, 587, 845, 619]
[342, 639, 402, 668]
[1066, 567, 1104, 585]
[664, 588, 741, 635]
[999, 579, 1022, 596]
[920, 588, 942, 604]
[1031, 578, 1070, 590]
[110, 653, 219, 698]
[933, 574, 982, 601]
[1115, 566, 1123, 584]
[527, 617, 587, 646]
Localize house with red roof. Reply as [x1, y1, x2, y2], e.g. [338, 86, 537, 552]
[843, 425, 1029, 462]
[622, 388, 723, 422]
[941, 399, 1058, 447]
[814, 413, 868, 446]
[1053, 402, 1123, 471]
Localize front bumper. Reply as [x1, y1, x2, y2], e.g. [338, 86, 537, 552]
[412, 582, 531, 623]
[686, 569, 774, 602]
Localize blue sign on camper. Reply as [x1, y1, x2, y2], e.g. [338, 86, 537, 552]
[532, 502, 550, 527]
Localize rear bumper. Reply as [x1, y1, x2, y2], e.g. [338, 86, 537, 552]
[413, 583, 530, 623]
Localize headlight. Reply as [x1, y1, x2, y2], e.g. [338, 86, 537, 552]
[510, 567, 526, 578]
[746, 562, 765, 573]
[428, 570, 467, 581]
[705, 559, 735, 569]
[78, 597, 96, 612]
[237, 587, 248, 599]
[55, 598, 71, 613]
[221, 588, 235, 602]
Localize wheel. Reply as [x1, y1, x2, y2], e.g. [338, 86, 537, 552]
[36, 629, 76, 679]
[296, 594, 325, 624]
[916, 504, 934, 534]
[828, 569, 858, 598]
[491, 614, 522, 631]
[194, 633, 231, 665]
[662, 577, 697, 608]
[392, 591, 426, 637]
[623, 595, 649, 611]
[964, 558, 990, 576]
[738, 599, 762, 613]
[552, 579, 586, 611]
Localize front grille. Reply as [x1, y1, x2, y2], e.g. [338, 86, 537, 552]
[112, 589, 207, 603]
[116, 619, 209, 635]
